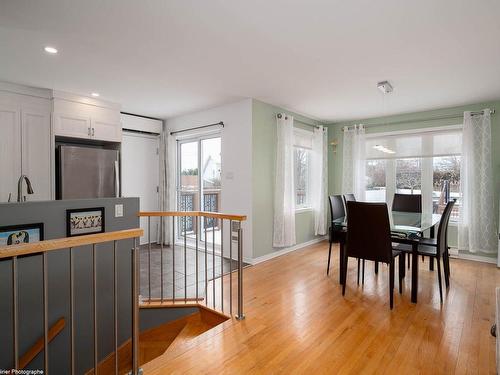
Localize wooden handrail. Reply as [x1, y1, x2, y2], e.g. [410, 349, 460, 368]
[19, 317, 66, 369]
[0, 228, 143, 259]
[138, 211, 247, 221]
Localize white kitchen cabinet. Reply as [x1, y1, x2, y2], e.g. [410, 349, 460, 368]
[53, 112, 91, 139]
[0, 89, 52, 202]
[21, 107, 52, 201]
[91, 117, 122, 142]
[53, 92, 121, 142]
[0, 104, 21, 202]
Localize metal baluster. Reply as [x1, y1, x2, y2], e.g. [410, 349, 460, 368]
[220, 220, 224, 312]
[43, 252, 49, 372]
[184, 216, 187, 301]
[131, 238, 139, 375]
[172, 217, 175, 300]
[236, 227, 245, 320]
[204, 217, 208, 306]
[229, 220, 233, 316]
[12, 256, 18, 369]
[160, 216, 164, 303]
[69, 248, 75, 375]
[113, 241, 118, 375]
[212, 218, 216, 309]
[148, 216, 151, 303]
[195, 216, 199, 301]
[93, 244, 97, 374]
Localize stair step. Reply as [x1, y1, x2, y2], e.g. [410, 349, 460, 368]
[160, 307, 228, 361]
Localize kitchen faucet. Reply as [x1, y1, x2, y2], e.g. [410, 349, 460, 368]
[17, 175, 34, 202]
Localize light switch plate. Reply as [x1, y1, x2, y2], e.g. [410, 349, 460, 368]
[115, 204, 124, 218]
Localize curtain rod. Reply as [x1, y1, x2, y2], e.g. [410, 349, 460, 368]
[350, 109, 495, 129]
[170, 121, 224, 135]
[276, 113, 322, 129]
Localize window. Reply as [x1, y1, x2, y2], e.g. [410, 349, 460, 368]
[366, 159, 386, 202]
[294, 147, 310, 207]
[293, 128, 313, 209]
[364, 126, 462, 221]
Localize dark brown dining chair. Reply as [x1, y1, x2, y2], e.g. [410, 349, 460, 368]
[392, 193, 422, 268]
[342, 193, 368, 281]
[327, 195, 345, 275]
[396, 200, 455, 303]
[392, 193, 422, 213]
[342, 201, 404, 309]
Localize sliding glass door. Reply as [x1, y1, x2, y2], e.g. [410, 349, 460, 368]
[177, 134, 222, 245]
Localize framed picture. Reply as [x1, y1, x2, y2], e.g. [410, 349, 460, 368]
[67, 207, 105, 237]
[0, 223, 44, 246]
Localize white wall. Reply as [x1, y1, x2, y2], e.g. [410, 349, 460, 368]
[166, 99, 253, 261]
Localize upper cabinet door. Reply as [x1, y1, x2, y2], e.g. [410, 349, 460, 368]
[0, 104, 21, 202]
[92, 118, 122, 142]
[21, 107, 52, 201]
[53, 112, 91, 139]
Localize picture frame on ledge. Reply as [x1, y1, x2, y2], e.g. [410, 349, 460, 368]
[0, 223, 44, 246]
[67, 207, 105, 237]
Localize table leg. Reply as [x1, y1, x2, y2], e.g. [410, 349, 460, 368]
[411, 242, 418, 303]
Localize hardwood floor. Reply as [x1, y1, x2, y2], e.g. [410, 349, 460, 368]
[141, 241, 498, 374]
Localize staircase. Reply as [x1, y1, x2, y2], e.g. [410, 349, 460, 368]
[88, 305, 228, 375]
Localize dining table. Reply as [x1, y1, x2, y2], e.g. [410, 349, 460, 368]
[331, 210, 442, 303]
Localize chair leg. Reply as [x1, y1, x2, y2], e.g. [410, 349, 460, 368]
[429, 257, 434, 271]
[342, 255, 348, 296]
[389, 261, 395, 309]
[408, 253, 411, 269]
[375, 261, 379, 274]
[398, 255, 404, 294]
[357, 258, 360, 285]
[327, 241, 333, 275]
[444, 249, 450, 288]
[362, 260, 365, 285]
[436, 256, 443, 303]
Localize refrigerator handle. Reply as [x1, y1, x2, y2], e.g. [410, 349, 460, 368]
[114, 160, 120, 197]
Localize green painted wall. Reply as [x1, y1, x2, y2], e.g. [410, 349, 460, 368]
[252, 99, 325, 259]
[327, 100, 500, 257]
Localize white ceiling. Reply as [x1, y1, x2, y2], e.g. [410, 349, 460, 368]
[1, 0, 500, 122]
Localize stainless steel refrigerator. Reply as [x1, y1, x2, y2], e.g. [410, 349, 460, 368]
[58, 145, 120, 199]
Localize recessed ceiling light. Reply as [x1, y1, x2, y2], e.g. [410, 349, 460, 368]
[91, 92, 100, 97]
[44, 46, 58, 54]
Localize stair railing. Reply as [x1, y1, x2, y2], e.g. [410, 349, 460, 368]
[138, 211, 246, 320]
[0, 228, 143, 375]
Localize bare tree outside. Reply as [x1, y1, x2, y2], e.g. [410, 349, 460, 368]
[396, 158, 421, 193]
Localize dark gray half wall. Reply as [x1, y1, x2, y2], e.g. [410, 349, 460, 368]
[0, 198, 139, 374]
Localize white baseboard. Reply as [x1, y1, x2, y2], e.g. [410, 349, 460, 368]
[248, 236, 328, 265]
[448, 247, 497, 264]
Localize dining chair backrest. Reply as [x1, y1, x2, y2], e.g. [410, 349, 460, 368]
[436, 200, 455, 257]
[343, 194, 356, 213]
[329, 195, 345, 221]
[392, 193, 422, 213]
[343, 193, 356, 203]
[346, 201, 393, 264]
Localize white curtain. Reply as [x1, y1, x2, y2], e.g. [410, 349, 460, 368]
[342, 124, 366, 200]
[161, 131, 177, 246]
[157, 126, 168, 244]
[312, 126, 328, 235]
[459, 110, 497, 254]
[273, 114, 296, 247]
